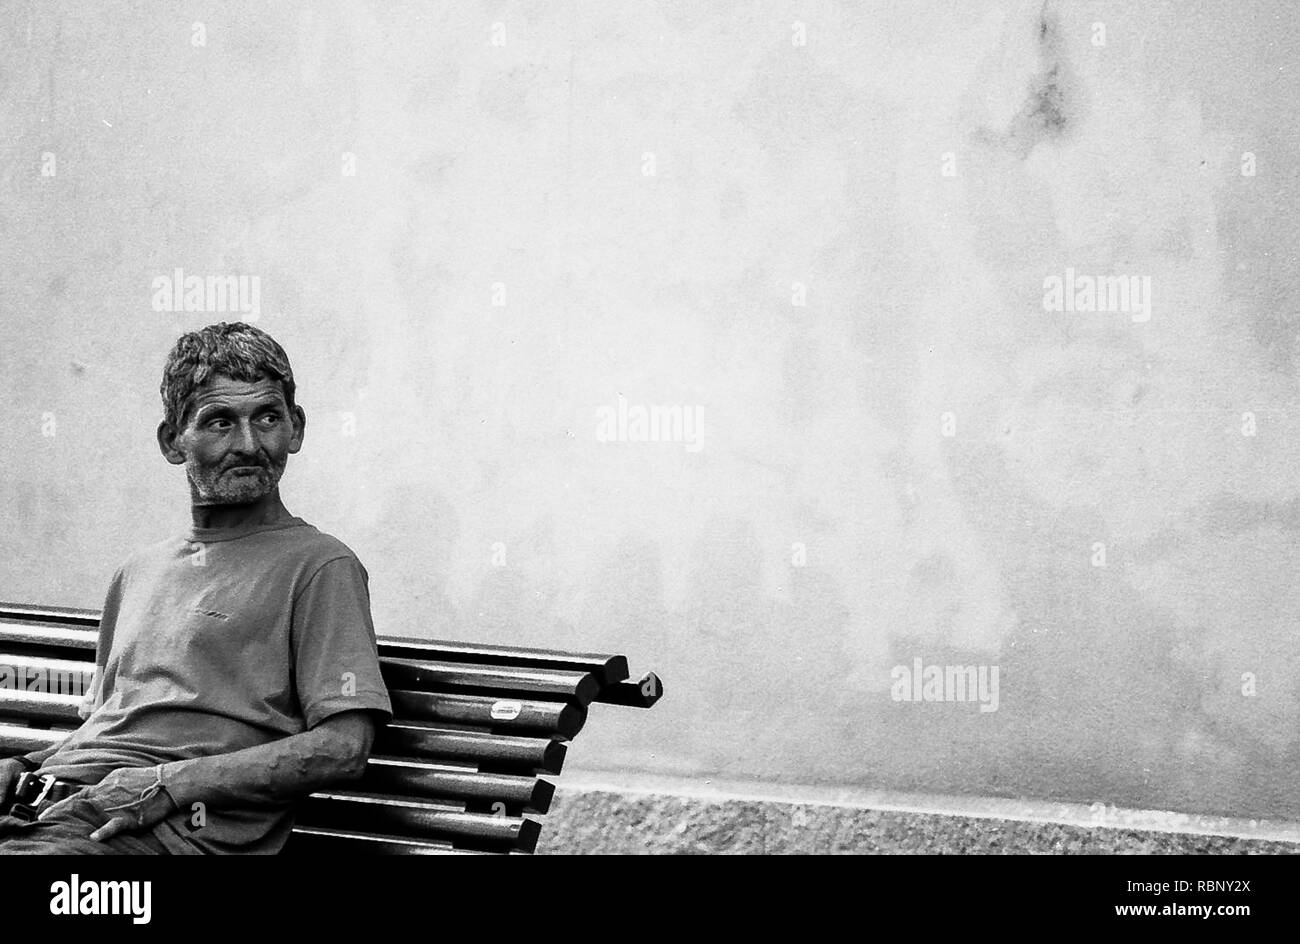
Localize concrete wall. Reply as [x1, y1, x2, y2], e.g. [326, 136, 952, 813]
[537, 780, 1300, 854]
[2, 1, 1298, 821]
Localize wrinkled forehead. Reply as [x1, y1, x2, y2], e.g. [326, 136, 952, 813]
[182, 373, 288, 421]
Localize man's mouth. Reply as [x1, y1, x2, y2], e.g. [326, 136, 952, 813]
[226, 466, 264, 474]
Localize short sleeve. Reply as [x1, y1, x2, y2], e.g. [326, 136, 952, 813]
[83, 566, 126, 718]
[290, 556, 393, 730]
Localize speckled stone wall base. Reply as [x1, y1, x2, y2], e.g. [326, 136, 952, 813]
[535, 788, 1300, 855]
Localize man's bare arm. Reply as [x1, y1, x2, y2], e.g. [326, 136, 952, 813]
[37, 710, 378, 841]
[162, 710, 377, 809]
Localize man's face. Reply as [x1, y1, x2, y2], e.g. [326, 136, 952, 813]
[169, 374, 303, 505]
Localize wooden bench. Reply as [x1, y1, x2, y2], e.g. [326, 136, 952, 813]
[0, 602, 661, 855]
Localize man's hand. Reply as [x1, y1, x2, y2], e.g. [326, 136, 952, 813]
[0, 758, 24, 810]
[38, 765, 177, 842]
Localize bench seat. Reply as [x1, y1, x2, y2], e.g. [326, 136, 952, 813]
[0, 602, 661, 854]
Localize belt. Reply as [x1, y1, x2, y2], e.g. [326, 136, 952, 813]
[6, 771, 85, 822]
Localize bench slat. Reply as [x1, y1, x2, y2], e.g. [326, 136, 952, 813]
[375, 721, 565, 773]
[380, 657, 600, 705]
[0, 721, 73, 754]
[0, 619, 97, 652]
[0, 603, 99, 628]
[285, 826, 468, 855]
[0, 689, 83, 723]
[0, 653, 94, 674]
[593, 672, 664, 708]
[363, 757, 554, 813]
[387, 689, 584, 738]
[298, 792, 540, 852]
[379, 636, 627, 688]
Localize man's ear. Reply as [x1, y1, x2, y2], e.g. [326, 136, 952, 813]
[288, 405, 306, 455]
[157, 421, 187, 466]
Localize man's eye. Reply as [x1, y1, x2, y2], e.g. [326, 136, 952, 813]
[259, 414, 281, 425]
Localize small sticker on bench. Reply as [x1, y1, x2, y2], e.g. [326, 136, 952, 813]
[491, 700, 523, 720]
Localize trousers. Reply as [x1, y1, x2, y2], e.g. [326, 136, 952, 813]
[0, 796, 171, 855]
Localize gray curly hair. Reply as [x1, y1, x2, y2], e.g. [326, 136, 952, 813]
[160, 322, 296, 429]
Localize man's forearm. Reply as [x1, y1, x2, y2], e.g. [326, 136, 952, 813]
[160, 712, 374, 811]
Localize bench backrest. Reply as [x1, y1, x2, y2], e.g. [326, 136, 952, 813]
[0, 602, 661, 854]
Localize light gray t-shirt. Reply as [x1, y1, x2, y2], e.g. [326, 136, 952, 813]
[40, 516, 393, 854]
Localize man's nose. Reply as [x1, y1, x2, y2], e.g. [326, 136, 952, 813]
[233, 420, 261, 456]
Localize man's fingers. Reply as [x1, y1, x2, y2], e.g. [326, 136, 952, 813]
[90, 817, 129, 842]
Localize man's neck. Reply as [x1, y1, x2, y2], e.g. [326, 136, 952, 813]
[190, 491, 293, 531]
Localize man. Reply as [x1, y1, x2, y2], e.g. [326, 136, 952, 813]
[0, 322, 392, 854]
